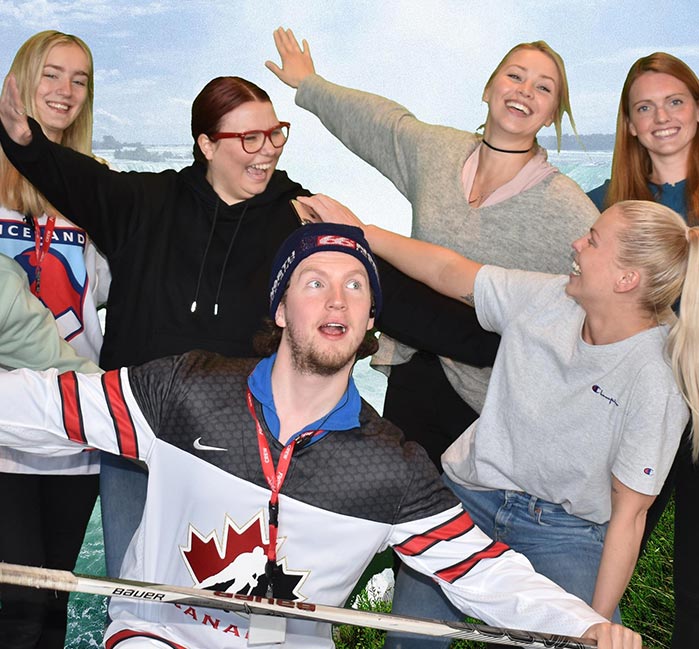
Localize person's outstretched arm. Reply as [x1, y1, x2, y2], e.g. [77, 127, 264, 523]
[267, 27, 446, 204]
[298, 194, 483, 306]
[375, 259, 500, 367]
[0, 74, 169, 257]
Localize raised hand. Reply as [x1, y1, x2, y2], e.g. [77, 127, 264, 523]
[265, 27, 316, 89]
[0, 73, 32, 145]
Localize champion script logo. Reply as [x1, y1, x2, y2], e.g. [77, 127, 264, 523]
[193, 437, 228, 452]
[591, 385, 619, 407]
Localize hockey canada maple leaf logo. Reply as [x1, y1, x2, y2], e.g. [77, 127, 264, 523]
[180, 512, 308, 600]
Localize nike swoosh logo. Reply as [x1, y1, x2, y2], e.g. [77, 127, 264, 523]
[193, 437, 228, 452]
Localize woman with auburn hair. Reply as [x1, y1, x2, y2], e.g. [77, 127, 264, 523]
[587, 51, 699, 648]
[0, 72, 310, 585]
[0, 30, 107, 649]
[304, 192, 692, 648]
[588, 52, 699, 222]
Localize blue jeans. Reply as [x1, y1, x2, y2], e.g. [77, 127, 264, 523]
[100, 453, 148, 578]
[384, 475, 616, 649]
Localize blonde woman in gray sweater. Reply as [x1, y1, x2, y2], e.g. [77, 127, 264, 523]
[268, 28, 600, 649]
[267, 28, 597, 465]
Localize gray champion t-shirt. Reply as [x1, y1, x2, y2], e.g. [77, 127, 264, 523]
[442, 265, 688, 524]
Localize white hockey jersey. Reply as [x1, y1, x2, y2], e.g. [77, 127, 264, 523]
[0, 352, 605, 648]
[0, 207, 109, 475]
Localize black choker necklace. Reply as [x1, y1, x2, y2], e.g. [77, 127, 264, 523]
[482, 138, 533, 154]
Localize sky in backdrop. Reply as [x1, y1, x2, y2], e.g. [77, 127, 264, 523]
[1, 0, 697, 231]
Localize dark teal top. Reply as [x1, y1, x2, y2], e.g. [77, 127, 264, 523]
[587, 178, 687, 221]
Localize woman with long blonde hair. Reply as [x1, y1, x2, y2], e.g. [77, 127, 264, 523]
[266, 25, 597, 495]
[0, 30, 107, 649]
[587, 51, 699, 648]
[267, 28, 599, 648]
[303, 192, 693, 648]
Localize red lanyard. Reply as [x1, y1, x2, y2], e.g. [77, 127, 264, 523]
[247, 389, 298, 597]
[247, 388, 329, 596]
[31, 215, 56, 297]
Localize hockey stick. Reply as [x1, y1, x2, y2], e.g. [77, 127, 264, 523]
[0, 562, 595, 648]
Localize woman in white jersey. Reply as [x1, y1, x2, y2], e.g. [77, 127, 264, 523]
[0, 31, 107, 649]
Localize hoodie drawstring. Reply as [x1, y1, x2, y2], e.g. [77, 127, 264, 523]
[190, 199, 220, 313]
[190, 199, 249, 315]
[213, 203, 248, 315]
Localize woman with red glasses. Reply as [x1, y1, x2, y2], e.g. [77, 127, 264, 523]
[0, 73, 310, 581]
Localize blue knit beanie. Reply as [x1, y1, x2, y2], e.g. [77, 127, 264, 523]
[269, 223, 382, 319]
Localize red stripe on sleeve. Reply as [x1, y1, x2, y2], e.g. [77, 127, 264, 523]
[58, 372, 86, 443]
[435, 540, 511, 583]
[102, 370, 139, 459]
[394, 510, 475, 557]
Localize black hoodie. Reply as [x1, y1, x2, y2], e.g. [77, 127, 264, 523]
[2, 118, 308, 369]
[0, 120, 499, 372]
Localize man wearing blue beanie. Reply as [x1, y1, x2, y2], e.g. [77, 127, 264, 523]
[0, 223, 637, 648]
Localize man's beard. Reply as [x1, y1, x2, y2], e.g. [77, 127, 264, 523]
[286, 321, 357, 377]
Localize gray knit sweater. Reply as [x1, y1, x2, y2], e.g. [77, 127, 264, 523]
[296, 74, 599, 410]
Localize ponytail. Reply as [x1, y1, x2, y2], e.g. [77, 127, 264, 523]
[669, 226, 699, 460]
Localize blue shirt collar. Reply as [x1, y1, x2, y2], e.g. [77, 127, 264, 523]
[247, 353, 361, 445]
